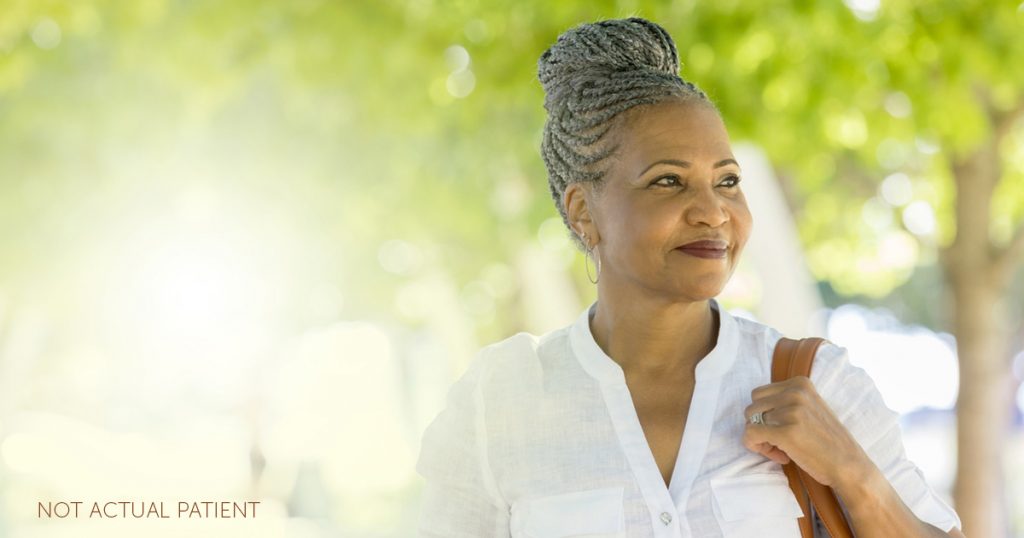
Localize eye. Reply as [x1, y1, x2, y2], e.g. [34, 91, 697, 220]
[652, 175, 681, 187]
[719, 175, 741, 188]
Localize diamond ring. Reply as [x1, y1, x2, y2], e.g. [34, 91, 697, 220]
[749, 411, 765, 425]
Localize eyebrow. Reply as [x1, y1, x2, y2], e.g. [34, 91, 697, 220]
[637, 158, 740, 178]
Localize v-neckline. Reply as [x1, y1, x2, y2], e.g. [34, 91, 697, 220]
[627, 375, 696, 490]
[620, 372, 700, 497]
[568, 298, 740, 533]
[618, 355, 729, 523]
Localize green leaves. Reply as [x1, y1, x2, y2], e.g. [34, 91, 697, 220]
[0, 0, 1021, 327]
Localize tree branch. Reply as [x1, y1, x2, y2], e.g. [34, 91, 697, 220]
[971, 81, 1024, 142]
[994, 100, 1024, 142]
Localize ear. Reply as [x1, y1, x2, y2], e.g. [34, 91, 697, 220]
[563, 182, 599, 245]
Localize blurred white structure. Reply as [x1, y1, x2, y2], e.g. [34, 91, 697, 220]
[734, 143, 826, 336]
[826, 304, 959, 413]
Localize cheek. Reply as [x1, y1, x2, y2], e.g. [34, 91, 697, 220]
[731, 201, 753, 246]
[606, 198, 669, 243]
[602, 203, 674, 266]
[631, 206, 679, 252]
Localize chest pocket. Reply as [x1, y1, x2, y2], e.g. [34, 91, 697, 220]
[511, 486, 625, 538]
[710, 472, 805, 537]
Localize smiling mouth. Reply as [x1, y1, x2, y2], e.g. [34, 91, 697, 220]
[674, 245, 728, 259]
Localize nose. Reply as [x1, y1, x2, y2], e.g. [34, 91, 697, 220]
[684, 184, 729, 228]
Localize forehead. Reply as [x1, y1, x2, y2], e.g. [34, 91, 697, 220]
[613, 100, 732, 171]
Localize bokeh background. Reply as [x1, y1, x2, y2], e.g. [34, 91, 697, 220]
[0, 0, 1022, 536]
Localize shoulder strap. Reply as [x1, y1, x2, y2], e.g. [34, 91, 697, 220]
[771, 337, 854, 538]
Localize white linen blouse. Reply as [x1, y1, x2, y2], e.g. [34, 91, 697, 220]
[415, 298, 962, 537]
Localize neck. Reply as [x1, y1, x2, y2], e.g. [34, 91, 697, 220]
[589, 282, 720, 381]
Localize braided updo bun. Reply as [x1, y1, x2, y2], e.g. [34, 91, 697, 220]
[537, 17, 713, 251]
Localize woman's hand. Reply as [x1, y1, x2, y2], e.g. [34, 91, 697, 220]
[742, 375, 870, 488]
[744, 376, 965, 537]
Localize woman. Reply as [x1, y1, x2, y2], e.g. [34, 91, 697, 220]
[416, 17, 965, 538]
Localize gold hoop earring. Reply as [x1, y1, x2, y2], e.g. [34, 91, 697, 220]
[581, 232, 601, 285]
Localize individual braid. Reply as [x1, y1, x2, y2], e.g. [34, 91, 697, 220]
[537, 17, 714, 252]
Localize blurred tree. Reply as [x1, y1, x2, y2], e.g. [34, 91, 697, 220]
[0, 0, 1022, 534]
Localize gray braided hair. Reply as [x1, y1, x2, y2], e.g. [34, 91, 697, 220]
[537, 17, 715, 251]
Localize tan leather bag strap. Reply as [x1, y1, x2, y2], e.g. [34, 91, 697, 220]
[771, 337, 854, 538]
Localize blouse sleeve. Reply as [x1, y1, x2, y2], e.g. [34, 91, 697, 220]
[809, 341, 963, 534]
[415, 346, 511, 537]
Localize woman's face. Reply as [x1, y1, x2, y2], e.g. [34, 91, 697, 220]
[567, 98, 753, 302]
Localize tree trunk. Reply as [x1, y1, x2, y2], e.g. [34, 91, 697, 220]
[949, 279, 1011, 538]
[944, 139, 1014, 537]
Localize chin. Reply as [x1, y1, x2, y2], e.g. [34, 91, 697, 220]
[666, 286, 724, 303]
[666, 276, 727, 297]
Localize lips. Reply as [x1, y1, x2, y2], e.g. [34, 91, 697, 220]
[677, 240, 728, 250]
[675, 239, 728, 259]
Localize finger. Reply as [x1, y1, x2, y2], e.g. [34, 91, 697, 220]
[743, 406, 772, 426]
[763, 445, 791, 465]
[745, 397, 797, 425]
[743, 422, 779, 452]
[744, 438, 791, 465]
[743, 416, 798, 449]
[751, 375, 811, 401]
[749, 385, 812, 417]
[745, 388, 786, 419]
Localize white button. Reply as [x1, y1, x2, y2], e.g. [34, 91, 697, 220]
[660, 511, 672, 525]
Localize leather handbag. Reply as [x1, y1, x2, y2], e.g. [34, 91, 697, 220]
[771, 337, 855, 538]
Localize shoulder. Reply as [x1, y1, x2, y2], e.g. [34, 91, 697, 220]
[462, 324, 573, 391]
[729, 313, 861, 391]
[479, 330, 544, 363]
[793, 338, 899, 444]
[727, 313, 794, 378]
[421, 330, 551, 434]
[733, 315, 896, 440]
[473, 329, 549, 373]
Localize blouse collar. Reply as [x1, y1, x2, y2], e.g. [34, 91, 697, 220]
[569, 297, 740, 386]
